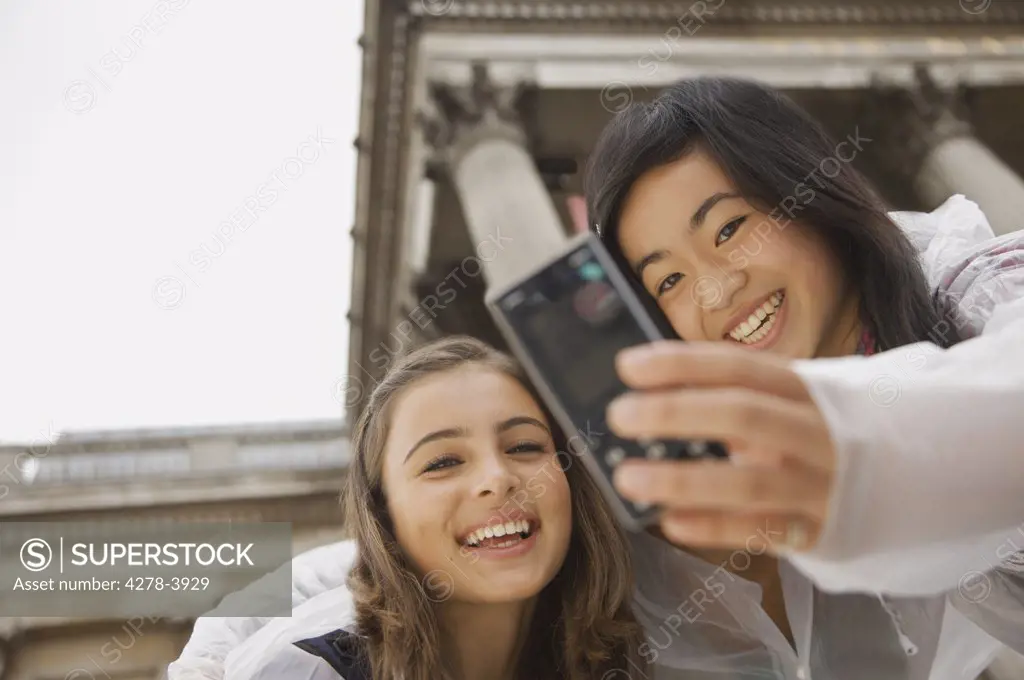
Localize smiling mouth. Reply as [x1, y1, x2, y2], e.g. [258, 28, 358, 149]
[459, 519, 538, 549]
[725, 290, 785, 345]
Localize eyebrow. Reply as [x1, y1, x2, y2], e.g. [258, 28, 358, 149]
[497, 415, 550, 436]
[632, 191, 743, 280]
[691, 191, 742, 232]
[404, 416, 551, 463]
[634, 250, 668, 280]
[404, 427, 467, 463]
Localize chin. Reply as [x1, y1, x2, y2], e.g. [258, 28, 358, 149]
[456, 552, 565, 605]
[467, 559, 561, 603]
[468, 578, 548, 604]
[446, 574, 547, 606]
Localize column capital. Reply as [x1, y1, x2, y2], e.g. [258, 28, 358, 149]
[867, 65, 974, 178]
[418, 62, 536, 174]
[904, 64, 973, 146]
[866, 65, 1024, 234]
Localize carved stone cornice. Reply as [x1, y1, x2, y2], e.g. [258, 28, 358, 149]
[407, 0, 1024, 25]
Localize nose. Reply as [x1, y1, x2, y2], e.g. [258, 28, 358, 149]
[698, 257, 748, 313]
[473, 454, 521, 499]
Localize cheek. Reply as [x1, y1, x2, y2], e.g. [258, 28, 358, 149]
[660, 290, 706, 340]
[779, 231, 844, 301]
[546, 468, 572, 515]
[386, 483, 458, 573]
[770, 229, 848, 336]
[544, 467, 573, 539]
[521, 457, 572, 523]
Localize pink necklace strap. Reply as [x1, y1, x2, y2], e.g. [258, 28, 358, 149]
[856, 327, 877, 356]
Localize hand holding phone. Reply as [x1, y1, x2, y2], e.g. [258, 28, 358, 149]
[485, 232, 729, 532]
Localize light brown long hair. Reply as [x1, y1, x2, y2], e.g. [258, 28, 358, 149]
[340, 335, 647, 679]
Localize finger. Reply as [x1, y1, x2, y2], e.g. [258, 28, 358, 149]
[616, 341, 809, 402]
[730, 448, 788, 467]
[607, 388, 833, 471]
[613, 459, 830, 519]
[660, 510, 821, 554]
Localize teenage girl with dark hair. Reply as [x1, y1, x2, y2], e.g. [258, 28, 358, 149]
[588, 76, 1024, 678]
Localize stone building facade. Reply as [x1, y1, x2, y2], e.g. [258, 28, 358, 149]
[345, 0, 1024, 414]
[0, 420, 349, 680]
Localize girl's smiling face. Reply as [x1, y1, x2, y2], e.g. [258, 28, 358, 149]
[616, 149, 860, 359]
[380, 364, 573, 605]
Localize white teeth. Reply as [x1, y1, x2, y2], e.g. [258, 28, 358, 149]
[727, 292, 785, 343]
[463, 520, 533, 547]
[740, 316, 774, 344]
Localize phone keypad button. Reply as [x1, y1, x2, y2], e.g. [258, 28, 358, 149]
[604, 447, 626, 466]
[688, 440, 708, 456]
[645, 442, 667, 459]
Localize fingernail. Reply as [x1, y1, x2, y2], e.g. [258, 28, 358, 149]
[607, 396, 639, 425]
[664, 518, 700, 542]
[614, 465, 645, 495]
[617, 345, 653, 370]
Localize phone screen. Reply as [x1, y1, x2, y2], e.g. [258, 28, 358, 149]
[499, 245, 648, 423]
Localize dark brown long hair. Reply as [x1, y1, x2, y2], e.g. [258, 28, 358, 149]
[585, 76, 963, 352]
[341, 335, 646, 679]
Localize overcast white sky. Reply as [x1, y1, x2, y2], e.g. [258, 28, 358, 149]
[0, 0, 361, 442]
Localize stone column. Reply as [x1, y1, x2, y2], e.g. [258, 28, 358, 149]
[422, 63, 569, 290]
[883, 67, 1024, 237]
[916, 133, 1024, 238]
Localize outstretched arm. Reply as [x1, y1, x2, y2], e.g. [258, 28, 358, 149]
[787, 227, 1024, 592]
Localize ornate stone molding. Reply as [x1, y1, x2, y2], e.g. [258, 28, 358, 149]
[409, 0, 1023, 25]
[420, 33, 1024, 93]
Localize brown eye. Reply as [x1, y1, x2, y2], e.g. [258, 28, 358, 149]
[423, 454, 460, 474]
[507, 441, 545, 455]
[715, 216, 747, 246]
[656, 272, 683, 297]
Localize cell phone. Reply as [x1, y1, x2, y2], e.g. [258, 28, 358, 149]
[484, 231, 728, 532]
